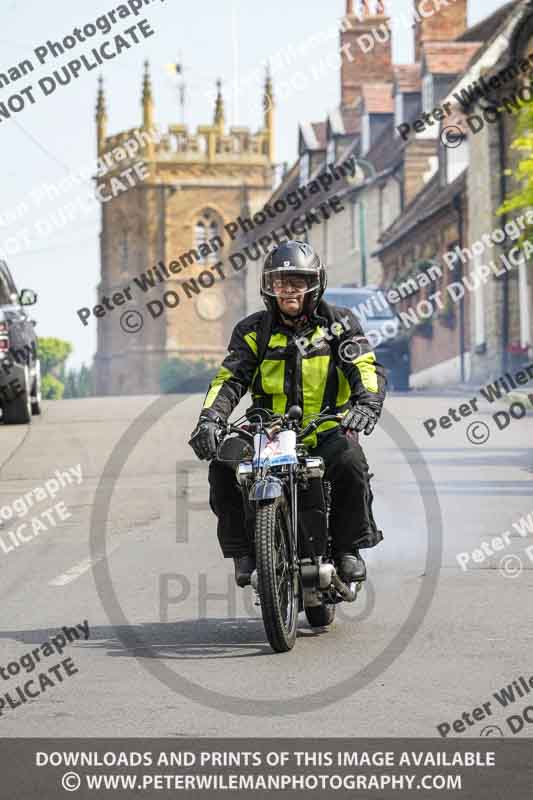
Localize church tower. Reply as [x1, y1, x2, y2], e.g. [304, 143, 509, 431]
[94, 66, 275, 396]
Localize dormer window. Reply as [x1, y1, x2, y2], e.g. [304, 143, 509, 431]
[300, 152, 310, 187]
[327, 138, 336, 165]
[422, 73, 434, 113]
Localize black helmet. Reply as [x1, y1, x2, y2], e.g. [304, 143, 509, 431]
[261, 240, 327, 319]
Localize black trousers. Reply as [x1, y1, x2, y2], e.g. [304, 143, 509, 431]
[208, 428, 383, 558]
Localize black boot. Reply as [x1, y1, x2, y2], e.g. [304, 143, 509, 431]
[233, 555, 256, 587]
[336, 551, 366, 583]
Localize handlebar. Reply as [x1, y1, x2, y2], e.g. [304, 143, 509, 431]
[218, 410, 344, 443]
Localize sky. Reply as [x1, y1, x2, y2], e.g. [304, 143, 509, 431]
[0, 0, 507, 368]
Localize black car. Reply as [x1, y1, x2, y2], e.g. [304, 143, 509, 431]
[324, 286, 410, 391]
[0, 260, 41, 424]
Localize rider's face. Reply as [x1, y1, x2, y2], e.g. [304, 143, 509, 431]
[273, 276, 307, 317]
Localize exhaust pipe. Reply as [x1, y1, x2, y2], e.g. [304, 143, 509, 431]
[330, 569, 360, 602]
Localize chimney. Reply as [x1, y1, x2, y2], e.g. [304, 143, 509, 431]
[340, 0, 393, 110]
[414, 0, 468, 61]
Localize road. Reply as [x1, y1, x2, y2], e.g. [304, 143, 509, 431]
[0, 391, 532, 737]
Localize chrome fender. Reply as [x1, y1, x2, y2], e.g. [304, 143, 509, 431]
[249, 476, 283, 502]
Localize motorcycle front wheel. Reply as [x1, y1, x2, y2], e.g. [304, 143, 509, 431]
[255, 499, 298, 653]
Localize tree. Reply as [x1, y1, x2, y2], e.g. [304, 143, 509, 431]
[62, 364, 94, 399]
[37, 337, 72, 377]
[35, 337, 94, 400]
[41, 374, 64, 400]
[498, 97, 533, 242]
[160, 357, 217, 393]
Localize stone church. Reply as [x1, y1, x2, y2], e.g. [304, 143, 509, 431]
[93, 64, 275, 395]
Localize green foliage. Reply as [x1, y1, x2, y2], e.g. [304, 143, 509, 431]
[498, 98, 533, 241]
[160, 358, 218, 394]
[37, 337, 88, 400]
[37, 337, 72, 376]
[41, 374, 64, 400]
[62, 364, 93, 399]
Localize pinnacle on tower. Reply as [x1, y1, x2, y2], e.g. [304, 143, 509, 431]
[263, 66, 275, 163]
[264, 65, 274, 117]
[142, 60, 154, 130]
[214, 78, 225, 131]
[95, 75, 107, 156]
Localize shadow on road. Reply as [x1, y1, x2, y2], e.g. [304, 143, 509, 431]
[0, 618, 331, 664]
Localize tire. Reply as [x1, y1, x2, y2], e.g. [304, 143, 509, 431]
[305, 603, 336, 628]
[31, 360, 42, 415]
[255, 499, 298, 653]
[2, 366, 31, 425]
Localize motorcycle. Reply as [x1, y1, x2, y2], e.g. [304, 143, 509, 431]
[215, 405, 362, 654]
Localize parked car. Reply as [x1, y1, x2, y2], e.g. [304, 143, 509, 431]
[324, 286, 410, 391]
[0, 260, 41, 424]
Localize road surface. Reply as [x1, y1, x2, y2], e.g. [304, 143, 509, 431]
[0, 391, 532, 737]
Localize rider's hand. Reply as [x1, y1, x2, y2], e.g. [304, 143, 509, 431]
[188, 417, 220, 460]
[341, 403, 381, 436]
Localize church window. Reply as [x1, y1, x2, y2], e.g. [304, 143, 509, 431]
[195, 209, 221, 264]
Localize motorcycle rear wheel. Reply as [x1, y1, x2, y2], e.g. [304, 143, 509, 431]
[255, 499, 298, 653]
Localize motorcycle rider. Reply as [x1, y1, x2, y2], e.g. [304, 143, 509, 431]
[189, 241, 386, 588]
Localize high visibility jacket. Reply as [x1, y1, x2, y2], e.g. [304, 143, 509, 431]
[200, 302, 387, 447]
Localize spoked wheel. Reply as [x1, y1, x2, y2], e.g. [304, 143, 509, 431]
[255, 499, 298, 653]
[305, 603, 336, 629]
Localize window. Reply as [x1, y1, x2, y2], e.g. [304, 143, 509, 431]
[422, 73, 433, 113]
[195, 209, 221, 264]
[394, 92, 404, 134]
[446, 136, 469, 184]
[299, 152, 309, 187]
[327, 138, 336, 165]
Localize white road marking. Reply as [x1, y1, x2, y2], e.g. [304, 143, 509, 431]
[49, 540, 122, 586]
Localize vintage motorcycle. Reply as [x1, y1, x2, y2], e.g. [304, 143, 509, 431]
[215, 405, 362, 653]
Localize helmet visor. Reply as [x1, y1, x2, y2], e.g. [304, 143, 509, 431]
[262, 269, 320, 297]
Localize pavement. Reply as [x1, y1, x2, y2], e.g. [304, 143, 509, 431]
[0, 391, 532, 737]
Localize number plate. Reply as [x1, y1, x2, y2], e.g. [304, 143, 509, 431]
[253, 430, 297, 466]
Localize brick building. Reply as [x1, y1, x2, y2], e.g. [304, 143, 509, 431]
[377, 0, 533, 387]
[94, 65, 275, 395]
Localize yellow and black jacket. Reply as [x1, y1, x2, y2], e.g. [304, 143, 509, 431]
[200, 300, 387, 447]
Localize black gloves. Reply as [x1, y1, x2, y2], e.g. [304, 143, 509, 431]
[341, 402, 381, 436]
[188, 417, 220, 460]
